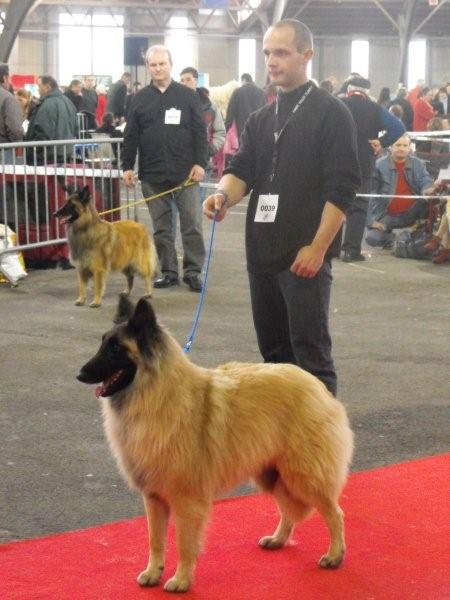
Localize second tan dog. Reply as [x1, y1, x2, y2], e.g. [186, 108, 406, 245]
[54, 186, 157, 307]
[77, 296, 354, 592]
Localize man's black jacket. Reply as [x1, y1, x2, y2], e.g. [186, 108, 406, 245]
[122, 81, 208, 185]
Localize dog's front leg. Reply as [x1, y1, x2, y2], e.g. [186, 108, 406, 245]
[137, 494, 170, 587]
[75, 268, 88, 306]
[164, 498, 211, 593]
[90, 270, 106, 307]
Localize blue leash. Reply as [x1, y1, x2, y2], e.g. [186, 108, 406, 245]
[183, 211, 218, 353]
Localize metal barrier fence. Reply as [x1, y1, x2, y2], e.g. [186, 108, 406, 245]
[0, 137, 140, 267]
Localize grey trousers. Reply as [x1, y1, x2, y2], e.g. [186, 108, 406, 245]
[142, 181, 205, 277]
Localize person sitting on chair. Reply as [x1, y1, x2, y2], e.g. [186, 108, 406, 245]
[366, 134, 439, 247]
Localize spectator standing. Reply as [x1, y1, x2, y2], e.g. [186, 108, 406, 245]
[340, 76, 405, 261]
[106, 72, 131, 123]
[432, 88, 448, 116]
[225, 73, 266, 138]
[0, 63, 24, 227]
[180, 66, 225, 181]
[407, 79, 425, 108]
[413, 87, 436, 131]
[378, 87, 391, 109]
[15, 88, 33, 121]
[25, 75, 78, 164]
[80, 74, 98, 130]
[64, 79, 82, 112]
[389, 86, 413, 131]
[95, 83, 107, 126]
[366, 135, 438, 247]
[122, 45, 208, 292]
[204, 19, 360, 395]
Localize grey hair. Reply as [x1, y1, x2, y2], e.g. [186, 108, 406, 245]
[145, 45, 173, 66]
[271, 19, 313, 52]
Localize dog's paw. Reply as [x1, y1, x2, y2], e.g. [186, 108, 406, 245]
[318, 553, 344, 569]
[137, 568, 162, 587]
[163, 576, 191, 593]
[142, 293, 152, 299]
[75, 299, 85, 306]
[258, 535, 285, 550]
[89, 301, 101, 308]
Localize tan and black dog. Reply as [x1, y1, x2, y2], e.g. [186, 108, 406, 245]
[77, 296, 354, 593]
[54, 186, 157, 307]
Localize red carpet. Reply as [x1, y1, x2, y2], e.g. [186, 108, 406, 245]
[1, 454, 448, 600]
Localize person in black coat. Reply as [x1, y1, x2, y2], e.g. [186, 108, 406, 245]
[105, 72, 131, 122]
[64, 79, 82, 112]
[225, 73, 266, 138]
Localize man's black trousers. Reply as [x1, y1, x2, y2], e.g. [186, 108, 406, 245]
[248, 260, 337, 396]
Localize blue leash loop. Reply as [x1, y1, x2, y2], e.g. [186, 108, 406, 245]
[182, 209, 219, 353]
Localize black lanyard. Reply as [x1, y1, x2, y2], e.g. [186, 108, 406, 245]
[270, 82, 314, 182]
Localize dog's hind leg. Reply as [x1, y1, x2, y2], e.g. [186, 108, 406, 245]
[258, 478, 312, 550]
[75, 268, 89, 306]
[122, 267, 134, 296]
[142, 273, 153, 299]
[90, 270, 106, 307]
[316, 500, 346, 569]
[137, 494, 170, 587]
[163, 498, 212, 593]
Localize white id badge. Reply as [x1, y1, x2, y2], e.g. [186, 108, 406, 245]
[254, 194, 279, 223]
[164, 108, 181, 125]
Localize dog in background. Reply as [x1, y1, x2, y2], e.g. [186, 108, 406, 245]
[77, 296, 354, 592]
[54, 186, 157, 307]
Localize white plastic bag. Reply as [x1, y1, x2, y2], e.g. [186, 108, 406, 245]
[0, 224, 27, 286]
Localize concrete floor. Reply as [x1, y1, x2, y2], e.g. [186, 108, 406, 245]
[1, 201, 449, 544]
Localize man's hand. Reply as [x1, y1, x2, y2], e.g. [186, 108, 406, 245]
[290, 244, 326, 278]
[123, 170, 136, 188]
[203, 192, 228, 222]
[188, 164, 205, 183]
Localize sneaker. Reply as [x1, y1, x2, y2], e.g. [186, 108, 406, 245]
[182, 273, 203, 292]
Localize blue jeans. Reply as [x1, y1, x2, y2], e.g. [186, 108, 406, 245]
[248, 261, 337, 396]
[366, 200, 428, 247]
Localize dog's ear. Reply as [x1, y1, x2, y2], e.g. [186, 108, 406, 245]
[126, 298, 159, 356]
[79, 185, 91, 204]
[113, 293, 135, 324]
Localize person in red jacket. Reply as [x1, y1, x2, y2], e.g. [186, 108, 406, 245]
[95, 83, 107, 126]
[413, 87, 436, 131]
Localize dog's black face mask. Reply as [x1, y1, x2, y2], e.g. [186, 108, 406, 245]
[77, 296, 161, 398]
[77, 326, 137, 397]
[54, 185, 90, 225]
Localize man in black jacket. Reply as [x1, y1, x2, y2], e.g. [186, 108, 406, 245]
[122, 45, 208, 292]
[225, 73, 266, 138]
[204, 19, 360, 395]
[340, 76, 405, 261]
[106, 72, 131, 123]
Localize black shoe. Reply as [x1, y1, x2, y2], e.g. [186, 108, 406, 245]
[182, 273, 203, 292]
[342, 251, 366, 263]
[58, 258, 75, 270]
[154, 274, 179, 288]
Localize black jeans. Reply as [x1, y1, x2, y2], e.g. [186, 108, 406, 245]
[248, 260, 337, 396]
[342, 176, 372, 254]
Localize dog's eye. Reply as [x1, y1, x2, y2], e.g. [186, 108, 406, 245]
[111, 343, 121, 354]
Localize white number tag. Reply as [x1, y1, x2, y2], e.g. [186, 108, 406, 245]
[254, 194, 279, 223]
[165, 108, 181, 125]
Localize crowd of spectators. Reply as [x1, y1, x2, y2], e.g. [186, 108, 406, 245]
[0, 59, 449, 265]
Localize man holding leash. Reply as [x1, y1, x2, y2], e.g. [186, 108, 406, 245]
[204, 19, 360, 395]
[122, 45, 208, 292]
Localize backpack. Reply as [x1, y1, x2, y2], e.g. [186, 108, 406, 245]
[393, 227, 429, 260]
